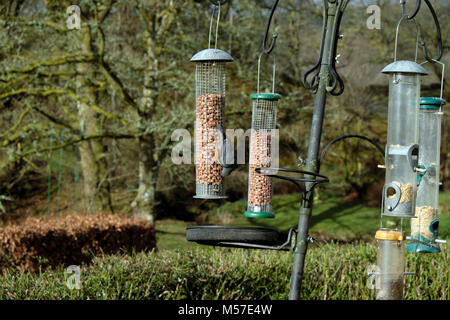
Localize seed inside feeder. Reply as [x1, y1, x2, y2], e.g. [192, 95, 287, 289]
[248, 130, 273, 208]
[196, 94, 225, 186]
[411, 206, 438, 241]
[388, 181, 413, 203]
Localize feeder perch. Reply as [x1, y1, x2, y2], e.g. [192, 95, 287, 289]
[244, 93, 281, 219]
[381, 60, 428, 217]
[407, 97, 446, 253]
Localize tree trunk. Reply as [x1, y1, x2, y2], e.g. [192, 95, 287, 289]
[132, 135, 159, 224]
[131, 25, 160, 223]
[76, 26, 113, 213]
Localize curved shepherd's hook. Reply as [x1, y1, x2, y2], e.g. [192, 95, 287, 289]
[401, 0, 442, 62]
[421, 0, 443, 62]
[402, 0, 421, 20]
[262, 0, 280, 55]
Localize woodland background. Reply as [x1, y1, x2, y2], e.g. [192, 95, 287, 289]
[0, 0, 449, 226]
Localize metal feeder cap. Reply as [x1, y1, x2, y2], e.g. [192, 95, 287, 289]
[420, 97, 446, 110]
[190, 48, 233, 62]
[250, 93, 281, 101]
[382, 60, 428, 75]
[375, 229, 406, 241]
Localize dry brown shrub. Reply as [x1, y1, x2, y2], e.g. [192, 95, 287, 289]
[0, 214, 156, 272]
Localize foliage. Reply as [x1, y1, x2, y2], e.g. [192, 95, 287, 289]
[0, 0, 449, 220]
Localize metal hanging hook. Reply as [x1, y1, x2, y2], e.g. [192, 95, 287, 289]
[262, 0, 280, 55]
[208, 0, 226, 49]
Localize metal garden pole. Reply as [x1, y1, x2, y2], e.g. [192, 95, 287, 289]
[289, 3, 338, 300]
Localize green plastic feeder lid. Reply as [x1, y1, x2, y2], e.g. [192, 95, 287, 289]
[419, 97, 446, 110]
[250, 93, 281, 101]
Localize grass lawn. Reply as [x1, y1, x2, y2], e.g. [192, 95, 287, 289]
[155, 219, 204, 251]
[1, 243, 447, 299]
[156, 191, 450, 251]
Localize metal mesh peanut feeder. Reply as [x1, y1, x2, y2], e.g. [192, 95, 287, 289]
[191, 2, 233, 199]
[244, 93, 280, 218]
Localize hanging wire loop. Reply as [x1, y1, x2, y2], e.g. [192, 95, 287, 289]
[209, 0, 227, 5]
[208, 0, 228, 49]
[394, 16, 421, 63]
[262, 0, 280, 55]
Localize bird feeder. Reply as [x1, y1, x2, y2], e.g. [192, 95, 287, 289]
[381, 60, 428, 217]
[244, 93, 280, 218]
[407, 97, 446, 253]
[191, 1, 234, 200]
[375, 229, 406, 300]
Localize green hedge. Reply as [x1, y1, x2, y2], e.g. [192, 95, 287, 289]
[0, 243, 448, 300]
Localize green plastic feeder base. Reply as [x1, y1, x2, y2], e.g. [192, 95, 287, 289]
[406, 242, 441, 253]
[243, 211, 275, 219]
[407, 235, 441, 253]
